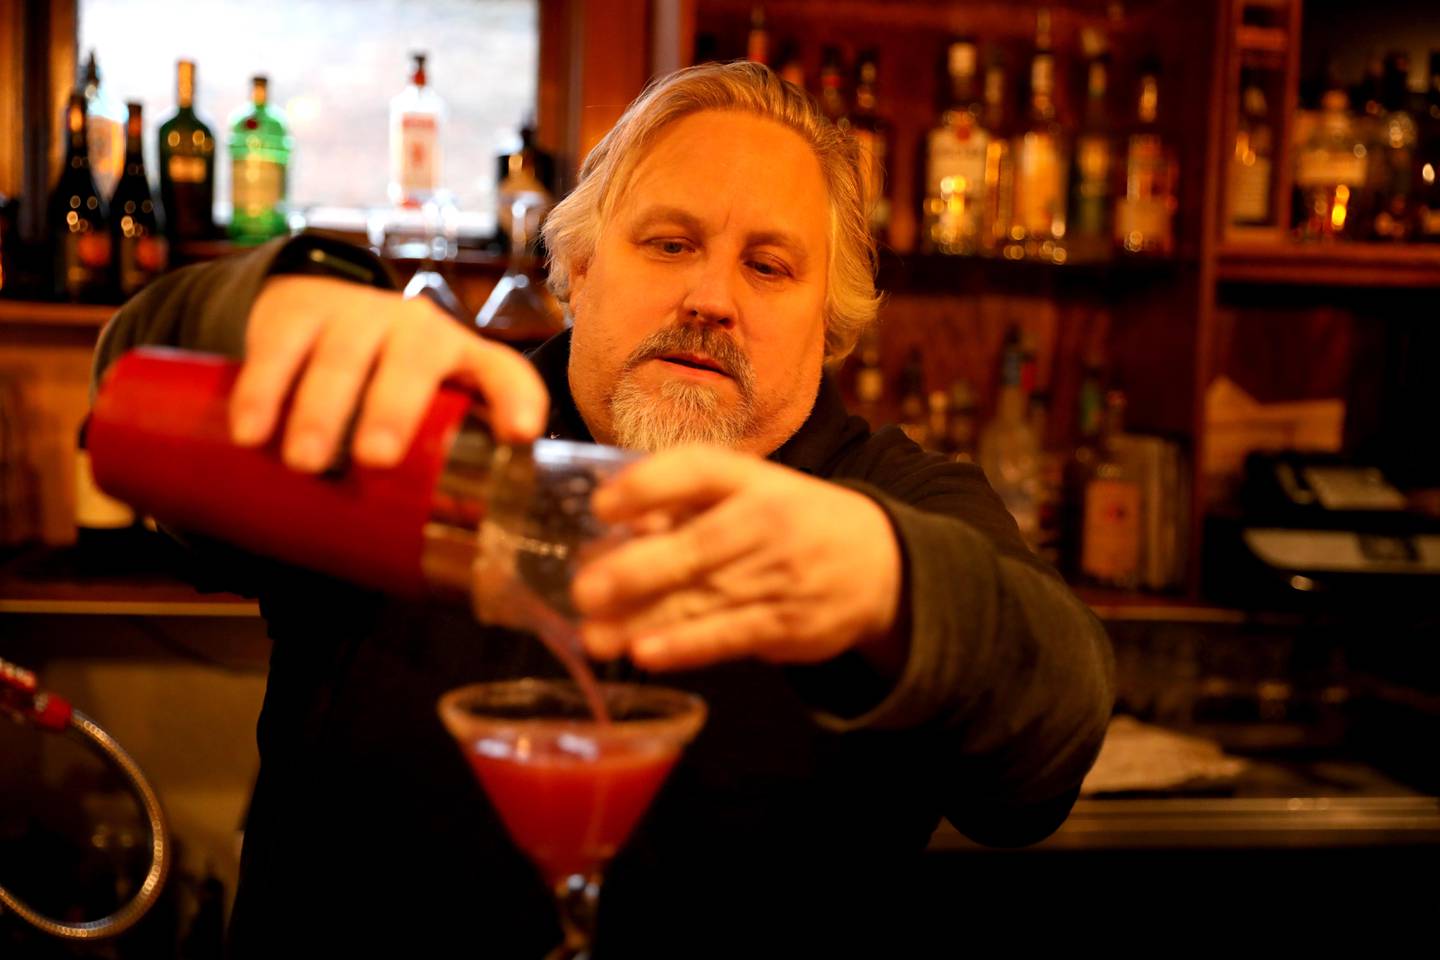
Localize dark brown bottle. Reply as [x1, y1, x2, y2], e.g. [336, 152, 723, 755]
[112, 103, 168, 298]
[50, 92, 112, 302]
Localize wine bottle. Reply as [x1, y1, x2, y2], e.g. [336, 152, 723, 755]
[112, 103, 168, 298]
[50, 92, 112, 302]
[158, 59, 216, 244]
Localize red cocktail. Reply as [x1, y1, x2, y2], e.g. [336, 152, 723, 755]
[438, 679, 705, 959]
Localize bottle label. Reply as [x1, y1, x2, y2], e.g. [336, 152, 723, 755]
[118, 235, 169, 296]
[1117, 136, 1174, 249]
[168, 154, 208, 184]
[400, 114, 439, 193]
[1072, 134, 1113, 236]
[1014, 132, 1063, 237]
[1229, 155, 1272, 223]
[1082, 477, 1141, 581]
[927, 123, 988, 249]
[1294, 149, 1367, 188]
[233, 156, 284, 214]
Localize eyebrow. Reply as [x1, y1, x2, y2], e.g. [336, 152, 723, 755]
[628, 205, 811, 274]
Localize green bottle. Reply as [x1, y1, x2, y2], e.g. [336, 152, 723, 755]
[228, 75, 291, 245]
[158, 59, 216, 244]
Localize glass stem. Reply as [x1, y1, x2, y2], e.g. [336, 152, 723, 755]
[549, 872, 601, 960]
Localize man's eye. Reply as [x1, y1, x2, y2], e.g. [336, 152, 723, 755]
[652, 239, 689, 255]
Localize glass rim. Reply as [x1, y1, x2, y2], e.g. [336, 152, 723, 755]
[437, 677, 706, 744]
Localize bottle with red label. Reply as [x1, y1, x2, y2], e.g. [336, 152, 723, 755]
[1080, 389, 1141, 589]
[389, 52, 445, 208]
[112, 102, 168, 298]
[50, 91, 112, 302]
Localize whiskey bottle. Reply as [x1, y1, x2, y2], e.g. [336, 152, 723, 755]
[922, 40, 988, 255]
[1115, 62, 1177, 256]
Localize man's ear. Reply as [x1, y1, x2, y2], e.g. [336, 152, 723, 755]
[567, 257, 590, 310]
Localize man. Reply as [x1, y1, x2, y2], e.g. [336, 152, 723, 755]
[94, 62, 1112, 956]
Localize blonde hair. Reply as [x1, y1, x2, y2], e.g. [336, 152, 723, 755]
[542, 60, 882, 362]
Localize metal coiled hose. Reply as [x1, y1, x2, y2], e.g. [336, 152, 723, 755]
[0, 706, 171, 940]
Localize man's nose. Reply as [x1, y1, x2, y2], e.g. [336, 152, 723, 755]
[680, 258, 738, 329]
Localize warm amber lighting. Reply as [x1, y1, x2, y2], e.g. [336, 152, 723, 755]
[1425, 163, 1436, 186]
[1331, 185, 1350, 231]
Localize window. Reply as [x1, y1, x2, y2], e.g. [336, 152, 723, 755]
[78, 0, 539, 235]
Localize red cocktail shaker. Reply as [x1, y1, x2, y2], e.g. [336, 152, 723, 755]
[87, 347, 502, 601]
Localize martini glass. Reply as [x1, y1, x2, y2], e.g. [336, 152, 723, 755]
[438, 679, 705, 959]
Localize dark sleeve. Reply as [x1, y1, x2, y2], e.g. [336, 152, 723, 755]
[88, 232, 395, 598]
[91, 231, 393, 394]
[814, 426, 1115, 847]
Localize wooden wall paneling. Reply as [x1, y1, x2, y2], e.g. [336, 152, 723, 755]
[572, 0, 653, 166]
[0, 0, 23, 199]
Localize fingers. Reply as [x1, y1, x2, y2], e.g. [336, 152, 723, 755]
[619, 605, 782, 672]
[231, 281, 330, 449]
[592, 446, 757, 522]
[282, 309, 393, 470]
[572, 497, 757, 616]
[230, 275, 549, 473]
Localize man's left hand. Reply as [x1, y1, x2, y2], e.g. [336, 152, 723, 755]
[571, 446, 904, 675]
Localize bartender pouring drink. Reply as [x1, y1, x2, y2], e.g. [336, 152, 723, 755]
[93, 62, 1112, 956]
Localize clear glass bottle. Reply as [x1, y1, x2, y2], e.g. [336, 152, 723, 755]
[978, 326, 1040, 546]
[389, 52, 445, 209]
[112, 103, 167, 298]
[1229, 69, 1274, 226]
[1368, 51, 1418, 241]
[1068, 54, 1115, 260]
[922, 39, 988, 255]
[158, 59, 217, 244]
[1417, 51, 1440, 241]
[1115, 63, 1177, 256]
[228, 76, 292, 246]
[981, 59, 1016, 257]
[79, 51, 126, 202]
[1293, 87, 1368, 241]
[1011, 10, 1068, 263]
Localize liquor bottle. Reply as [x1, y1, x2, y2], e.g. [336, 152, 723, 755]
[1115, 62, 1177, 256]
[926, 390, 951, 456]
[111, 103, 167, 298]
[775, 40, 806, 90]
[228, 76, 292, 245]
[1293, 85, 1367, 241]
[852, 329, 885, 426]
[922, 39, 988, 255]
[1229, 69, 1274, 226]
[946, 378, 979, 463]
[158, 59, 217, 245]
[850, 50, 891, 239]
[981, 59, 1016, 257]
[897, 348, 928, 447]
[49, 92, 111, 302]
[1368, 51, 1417, 241]
[1011, 9, 1068, 263]
[1067, 54, 1115, 260]
[818, 47, 848, 126]
[496, 119, 556, 249]
[79, 51, 126, 202]
[1028, 389, 1063, 566]
[1417, 51, 1440, 241]
[978, 326, 1040, 547]
[746, 4, 769, 65]
[389, 53, 445, 209]
[1061, 357, 1104, 578]
[1080, 390, 1141, 589]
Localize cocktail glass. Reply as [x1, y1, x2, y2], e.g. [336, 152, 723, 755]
[437, 679, 705, 960]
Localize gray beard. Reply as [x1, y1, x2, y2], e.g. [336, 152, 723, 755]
[608, 374, 756, 452]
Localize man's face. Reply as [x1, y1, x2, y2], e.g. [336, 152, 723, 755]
[566, 110, 830, 455]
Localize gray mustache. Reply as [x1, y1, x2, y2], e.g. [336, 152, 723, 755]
[624, 326, 757, 398]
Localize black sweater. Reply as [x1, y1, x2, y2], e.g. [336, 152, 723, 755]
[93, 233, 1114, 957]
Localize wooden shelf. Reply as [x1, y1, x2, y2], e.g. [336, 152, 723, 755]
[1074, 587, 1249, 624]
[877, 250, 1188, 294]
[0, 300, 115, 329]
[1216, 242, 1440, 288]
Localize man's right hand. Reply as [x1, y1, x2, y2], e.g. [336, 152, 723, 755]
[230, 275, 549, 471]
